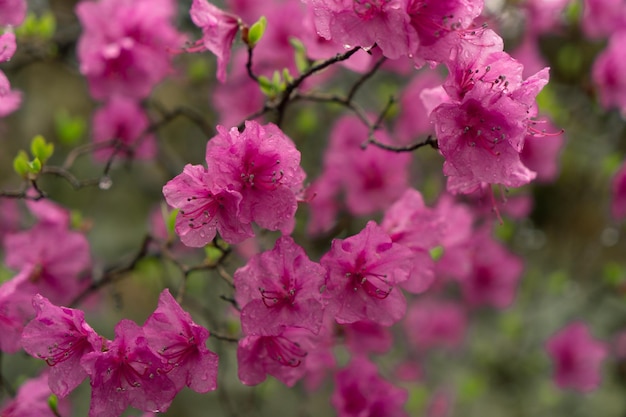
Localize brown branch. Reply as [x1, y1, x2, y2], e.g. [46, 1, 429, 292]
[366, 135, 439, 152]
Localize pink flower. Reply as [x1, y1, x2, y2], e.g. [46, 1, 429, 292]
[234, 236, 326, 336]
[142, 289, 218, 393]
[0, 0, 26, 26]
[582, 0, 626, 38]
[343, 321, 393, 355]
[237, 327, 315, 386]
[0, 267, 38, 353]
[310, 115, 411, 228]
[4, 223, 91, 305]
[332, 356, 408, 417]
[306, 0, 418, 60]
[163, 164, 252, 246]
[92, 96, 156, 161]
[76, 0, 183, 100]
[432, 51, 550, 190]
[381, 188, 443, 293]
[190, 0, 240, 83]
[0, 372, 71, 417]
[546, 321, 607, 392]
[611, 161, 626, 221]
[520, 120, 565, 182]
[320, 221, 413, 326]
[0, 32, 22, 117]
[21, 294, 103, 397]
[394, 70, 443, 143]
[406, 0, 484, 65]
[404, 299, 466, 351]
[205, 121, 306, 234]
[592, 31, 626, 117]
[80, 320, 177, 417]
[459, 230, 523, 309]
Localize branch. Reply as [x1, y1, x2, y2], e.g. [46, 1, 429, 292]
[366, 135, 439, 152]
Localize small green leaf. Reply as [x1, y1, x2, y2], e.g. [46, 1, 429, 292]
[204, 245, 223, 264]
[30, 157, 42, 174]
[429, 246, 444, 261]
[282, 68, 293, 84]
[289, 37, 309, 73]
[38, 12, 56, 39]
[55, 109, 86, 146]
[258, 75, 274, 96]
[13, 151, 31, 177]
[48, 394, 61, 417]
[30, 134, 54, 163]
[247, 16, 267, 47]
[166, 207, 179, 238]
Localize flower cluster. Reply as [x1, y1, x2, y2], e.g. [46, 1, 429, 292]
[20, 290, 218, 417]
[163, 120, 306, 246]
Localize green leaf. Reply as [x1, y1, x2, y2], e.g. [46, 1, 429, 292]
[30, 157, 42, 174]
[204, 245, 223, 264]
[247, 16, 267, 47]
[165, 207, 179, 239]
[48, 394, 61, 417]
[38, 12, 56, 39]
[55, 109, 86, 146]
[429, 246, 444, 261]
[289, 37, 309, 74]
[258, 75, 274, 96]
[13, 150, 31, 177]
[30, 134, 54, 163]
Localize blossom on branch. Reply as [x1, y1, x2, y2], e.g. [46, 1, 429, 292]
[190, 0, 241, 83]
[320, 221, 413, 326]
[142, 289, 218, 394]
[234, 236, 326, 336]
[21, 294, 103, 397]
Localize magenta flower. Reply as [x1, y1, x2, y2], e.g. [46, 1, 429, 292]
[332, 356, 408, 417]
[234, 236, 326, 336]
[306, 0, 418, 60]
[394, 70, 443, 143]
[582, 0, 626, 38]
[592, 31, 626, 117]
[612, 161, 626, 221]
[76, 0, 183, 100]
[163, 164, 252, 246]
[520, 120, 566, 182]
[21, 294, 103, 397]
[92, 96, 156, 161]
[310, 115, 411, 227]
[237, 327, 315, 386]
[432, 51, 550, 190]
[80, 320, 177, 417]
[320, 221, 413, 326]
[406, 0, 483, 65]
[381, 188, 443, 293]
[0, 266, 37, 353]
[546, 321, 607, 392]
[0, 372, 71, 417]
[205, 121, 306, 234]
[459, 230, 523, 309]
[4, 223, 91, 305]
[190, 0, 240, 83]
[0, 32, 22, 117]
[404, 299, 466, 351]
[343, 321, 393, 355]
[142, 289, 218, 393]
[0, 0, 26, 26]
